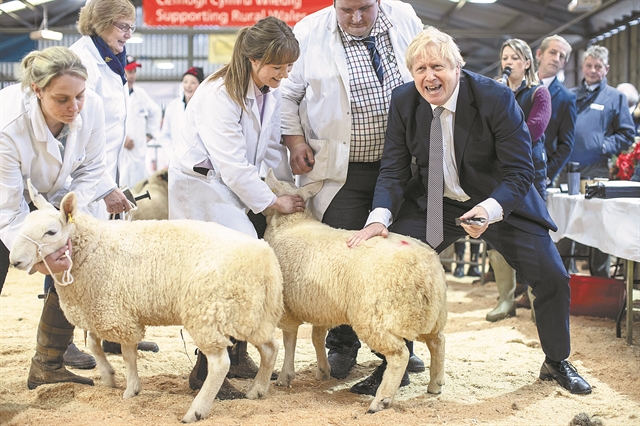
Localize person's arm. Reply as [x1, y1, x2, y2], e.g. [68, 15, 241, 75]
[527, 86, 552, 142]
[547, 93, 576, 181]
[0, 134, 31, 252]
[67, 92, 108, 212]
[602, 92, 635, 156]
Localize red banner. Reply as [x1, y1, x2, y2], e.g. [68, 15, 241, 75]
[143, 0, 333, 27]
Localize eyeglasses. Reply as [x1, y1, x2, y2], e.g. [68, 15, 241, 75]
[113, 22, 136, 34]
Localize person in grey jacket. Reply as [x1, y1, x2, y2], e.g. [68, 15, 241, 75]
[559, 45, 635, 277]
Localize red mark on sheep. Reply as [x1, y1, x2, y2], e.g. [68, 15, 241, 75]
[400, 240, 409, 245]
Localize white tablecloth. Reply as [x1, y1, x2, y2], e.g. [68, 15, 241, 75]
[546, 192, 640, 262]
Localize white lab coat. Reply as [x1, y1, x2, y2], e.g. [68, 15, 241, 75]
[280, 0, 423, 220]
[153, 95, 185, 173]
[120, 85, 161, 189]
[168, 78, 292, 238]
[0, 84, 106, 250]
[70, 36, 128, 216]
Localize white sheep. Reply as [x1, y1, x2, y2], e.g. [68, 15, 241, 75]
[262, 170, 448, 414]
[9, 182, 283, 423]
[130, 168, 169, 221]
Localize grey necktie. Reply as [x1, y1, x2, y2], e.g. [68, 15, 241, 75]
[426, 106, 445, 249]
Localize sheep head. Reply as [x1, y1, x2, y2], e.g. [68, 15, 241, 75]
[265, 169, 323, 201]
[9, 181, 78, 272]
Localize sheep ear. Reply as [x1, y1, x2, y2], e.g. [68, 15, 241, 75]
[26, 178, 55, 211]
[300, 180, 323, 201]
[264, 168, 282, 194]
[60, 192, 78, 224]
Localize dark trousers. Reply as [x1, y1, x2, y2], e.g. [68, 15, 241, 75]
[0, 241, 9, 295]
[391, 197, 571, 362]
[322, 162, 380, 355]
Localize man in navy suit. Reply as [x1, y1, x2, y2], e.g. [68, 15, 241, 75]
[536, 35, 577, 185]
[348, 27, 591, 396]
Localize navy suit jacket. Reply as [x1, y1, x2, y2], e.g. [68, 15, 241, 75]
[544, 77, 577, 181]
[373, 70, 557, 236]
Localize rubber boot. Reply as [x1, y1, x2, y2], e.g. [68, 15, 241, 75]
[63, 340, 96, 370]
[405, 340, 425, 373]
[486, 250, 516, 322]
[188, 349, 244, 399]
[227, 340, 259, 379]
[467, 244, 482, 277]
[27, 291, 94, 389]
[453, 242, 466, 278]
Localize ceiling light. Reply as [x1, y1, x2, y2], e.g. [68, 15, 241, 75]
[0, 1, 26, 13]
[449, 0, 497, 3]
[30, 29, 63, 41]
[155, 62, 175, 70]
[127, 36, 144, 44]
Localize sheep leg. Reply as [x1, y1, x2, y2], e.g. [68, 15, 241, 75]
[311, 325, 330, 381]
[368, 345, 409, 414]
[182, 348, 229, 423]
[246, 338, 279, 399]
[121, 343, 142, 398]
[422, 331, 445, 394]
[87, 332, 116, 387]
[276, 326, 298, 387]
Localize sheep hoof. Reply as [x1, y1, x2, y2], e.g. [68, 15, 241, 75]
[367, 397, 392, 413]
[316, 369, 330, 381]
[427, 382, 443, 394]
[181, 410, 204, 423]
[275, 372, 294, 388]
[246, 385, 268, 400]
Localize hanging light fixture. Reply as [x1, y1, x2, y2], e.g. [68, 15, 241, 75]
[30, 4, 63, 41]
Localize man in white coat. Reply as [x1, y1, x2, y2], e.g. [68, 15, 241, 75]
[120, 58, 162, 189]
[280, 0, 423, 392]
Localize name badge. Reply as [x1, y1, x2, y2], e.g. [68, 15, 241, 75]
[590, 103, 604, 110]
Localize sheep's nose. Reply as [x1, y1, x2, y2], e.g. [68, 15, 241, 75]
[10, 261, 22, 269]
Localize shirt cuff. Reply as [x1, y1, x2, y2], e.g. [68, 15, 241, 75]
[477, 198, 503, 223]
[365, 207, 393, 229]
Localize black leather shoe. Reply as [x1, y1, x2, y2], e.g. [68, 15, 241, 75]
[63, 342, 96, 369]
[349, 363, 410, 396]
[328, 352, 357, 379]
[539, 360, 592, 395]
[102, 340, 160, 354]
[407, 354, 425, 373]
[453, 264, 465, 278]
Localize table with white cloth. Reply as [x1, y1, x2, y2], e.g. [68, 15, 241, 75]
[546, 191, 640, 344]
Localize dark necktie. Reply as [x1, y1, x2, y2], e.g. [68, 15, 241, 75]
[362, 36, 384, 85]
[426, 106, 445, 249]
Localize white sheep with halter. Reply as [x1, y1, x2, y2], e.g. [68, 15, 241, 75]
[9, 180, 284, 423]
[262, 170, 448, 414]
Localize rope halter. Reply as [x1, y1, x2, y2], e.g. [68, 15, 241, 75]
[16, 233, 74, 286]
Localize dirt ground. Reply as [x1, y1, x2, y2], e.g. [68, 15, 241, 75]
[1, 267, 639, 426]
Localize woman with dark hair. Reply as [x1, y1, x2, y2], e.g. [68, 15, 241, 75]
[154, 67, 205, 172]
[168, 16, 302, 399]
[0, 46, 106, 387]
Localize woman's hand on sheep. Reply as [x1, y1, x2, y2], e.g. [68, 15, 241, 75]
[459, 205, 490, 239]
[283, 135, 314, 175]
[33, 239, 72, 275]
[104, 188, 131, 215]
[273, 195, 306, 214]
[346, 223, 389, 248]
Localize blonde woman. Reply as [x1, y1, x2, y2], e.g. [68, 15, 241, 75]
[486, 38, 552, 322]
[0, 46, 106, 388]
[168, 16, 301, 398]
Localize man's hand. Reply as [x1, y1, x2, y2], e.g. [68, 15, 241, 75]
[33, 239, 72, 275]
[283, 135, 314, 175]
[458, 205, 489, 239]
[104, 188, 131, 215]
[124, 136, 135, 150]
[346, 223, 389, 248]
[272, 195, 305, 214]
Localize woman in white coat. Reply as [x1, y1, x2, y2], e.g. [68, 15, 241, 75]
[168, 16, 302, 398]
[0, 47, 105, 388]
[153, 67, 204, 173]
[69, 0, 133, 218]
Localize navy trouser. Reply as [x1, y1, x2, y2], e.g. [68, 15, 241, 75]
[392, 197, 571, 362]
